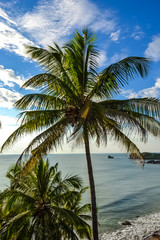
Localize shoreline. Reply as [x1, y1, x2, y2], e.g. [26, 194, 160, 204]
[100, 212, 160, 240]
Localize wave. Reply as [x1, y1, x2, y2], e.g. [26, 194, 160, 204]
[99, 185, 160, 212]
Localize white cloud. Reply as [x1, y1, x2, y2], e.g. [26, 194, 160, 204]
[0, 114, 26, 154]
[0, 7, 17, 25]
[91, 9, 116, 34]
[110, 29, 121, 41]
[131, 31, 144, 40]
[0, 88, 23, 109]
[0, 1, 117, 57]
[109, 50, 128, 65]
[145, 34, 160, 61]
[0, 115, 19, 153]
[121, 78, 160, 98]
[0, 7, 35, 57]
[98, 49, 128, 68]
[19, 0, 117, 47]
[131, 25, 144, 40]
[0, 21, 34, 57]
[98, 51, 108, 67]
[0, 115, 18, 127]
[0, 65, 26, 87]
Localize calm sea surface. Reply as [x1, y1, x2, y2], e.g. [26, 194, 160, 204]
[0, 153, 160, 234]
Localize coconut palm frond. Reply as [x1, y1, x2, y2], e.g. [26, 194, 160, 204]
[14, 93, 67, 110]
[0, 159, 91, 239]
[1, 110, 65, 153]
[0, 210, 31, 235]
[17, 118, 69, 172]
[22, 73, 80, 104]
[2, 29, 159, 239]
[109, 125, 142, 159]
[18, 109, 64, 125]
[88, 57, 151, 99]
[101, 97, 160, 117]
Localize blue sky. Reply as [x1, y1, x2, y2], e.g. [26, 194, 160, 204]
[0, 0, 160, 154]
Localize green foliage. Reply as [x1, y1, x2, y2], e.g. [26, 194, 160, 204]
[1, 28, 159, 168]
[1, 27, 160, 239]
[0, 159, 91, 239]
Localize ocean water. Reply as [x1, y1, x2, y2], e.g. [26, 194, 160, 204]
[0, 153, 160, 235]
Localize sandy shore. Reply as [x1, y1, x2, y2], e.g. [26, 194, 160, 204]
[100, 212, 160, 240]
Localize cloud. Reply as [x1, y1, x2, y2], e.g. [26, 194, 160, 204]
[19, 0, 117, 47]
[131, 25, 144, 40]
[98, 51, 108, 67]
[120, 89, 139, 98]
[145, 34, 160, 61]
[98, 49, 128, 68]
[0, 65, 26, 87]
[0, 88, 23, 109]
[0, 22, 34, 57]
[0, 115, 18, 127]
[0, 8, 17, 25]
[0, 7, 35, 57]
[121, 78, 160, 98]
[109, 49, 128, 65]
[110, 29, 121, 41]
[0, 114, 25, 154]
[0, 115, 19, 152]
[0, 1, 117, 57]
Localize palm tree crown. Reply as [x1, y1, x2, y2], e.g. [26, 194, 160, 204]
[1, 28, 160, 239]
[0, 159, 91, 240]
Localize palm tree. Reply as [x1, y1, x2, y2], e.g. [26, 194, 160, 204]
[1, 28, 160, 239]
[0, 159, 92, 239]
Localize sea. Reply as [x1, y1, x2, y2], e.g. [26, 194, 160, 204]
[0, 153, 160, 236]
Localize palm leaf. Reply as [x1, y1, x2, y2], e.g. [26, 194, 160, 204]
[108, 124, 143, 159]
[18, 117, 69, 173]
[22, 73, 80, 104]
[88, 57, 151, 98]
[14, 93, 67, 110]
[100, 97, 160, 119]
[25, 45, 80, 97]
[1, 110, 65, 152]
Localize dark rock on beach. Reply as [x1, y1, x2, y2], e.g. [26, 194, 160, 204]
[121, 220, 132, 226]
[143, 231, 160, 240]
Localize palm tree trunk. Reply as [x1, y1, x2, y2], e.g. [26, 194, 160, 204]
[42, 215, 45, 240]
[84, 134, 99, 240]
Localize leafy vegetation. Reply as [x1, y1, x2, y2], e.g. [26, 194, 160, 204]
[1, 28, 160, 239]
[0, 159, 91, 239]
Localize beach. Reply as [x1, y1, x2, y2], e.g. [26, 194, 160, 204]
[100, 212, 160, 240]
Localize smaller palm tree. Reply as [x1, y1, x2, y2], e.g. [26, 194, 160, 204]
[0, 158, 92, 240]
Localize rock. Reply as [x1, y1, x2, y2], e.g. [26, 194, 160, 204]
[141, 153, 160, 160]
[129, 152, 160, 161]
[121, 220, 132, 226]
[143, 231, 160, 240]
[146, 160, 160, 164]
[108, 155, 114, 158]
